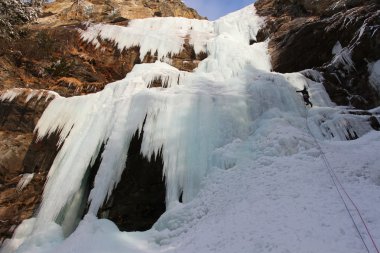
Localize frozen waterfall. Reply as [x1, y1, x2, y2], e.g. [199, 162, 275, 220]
[2, 5, 379, 253]
[34, 5, 276, 229]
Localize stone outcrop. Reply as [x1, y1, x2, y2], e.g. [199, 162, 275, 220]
[0, 90, 60, 244]
[0, 0, 204, 97]
[0, 172, 47, 244]
[38, 0, 202, 27]
[0, 0, 40, 40]
[0, 130, 60, 244]
[255, 0, 380, 109]
[1, 25, 136, 97]
[0, 24, 206, 98]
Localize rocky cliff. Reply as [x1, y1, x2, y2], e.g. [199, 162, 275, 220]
[0, 89, 59, 243]
[255, 0, 380, 109]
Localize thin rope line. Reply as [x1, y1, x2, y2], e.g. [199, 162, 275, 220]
[304, 108, 378, 253]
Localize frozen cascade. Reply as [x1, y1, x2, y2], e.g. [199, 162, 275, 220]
[34, 5, 274, 229]
[2, 5, 379, 253]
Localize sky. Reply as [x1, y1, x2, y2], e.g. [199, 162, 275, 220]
[183, 0, 255, 20]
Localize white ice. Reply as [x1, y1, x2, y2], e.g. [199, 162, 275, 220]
[331, 47, 356, 71]
[0, 88, 60, 103]
[80, 18, 214, 62]
[0, 89, 23, 102]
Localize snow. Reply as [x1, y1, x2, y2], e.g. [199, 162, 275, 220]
[5, 130, 380, 253]
[2, 4, 380, 253]
[1, 219, 63, 253]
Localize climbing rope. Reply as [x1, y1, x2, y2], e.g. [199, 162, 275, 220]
[305, 108, 380, 253]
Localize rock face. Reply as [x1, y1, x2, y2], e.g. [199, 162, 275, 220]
[255, 0, 380, 109]
[0, 0, 202, 243]
[0, 25, 137, 97]
[0, 25, 205, 97]
[0, 0, 40, 40]
[0, 0, 204, 97]
[0, 89, 56, 184]
[39, 0, 202, 27]
[0, 90, 60, 244]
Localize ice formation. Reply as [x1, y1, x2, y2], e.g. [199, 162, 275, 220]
[2, 4, 380, 253]
[369, 60, 380, 95]
[16, 174, 34, 192]
[33, 5, 274, 228]
[331, 47, 356, 71]
[0, 88, 60, 103]
[0, 89, 23, 102]
[332, 41, 343, 56]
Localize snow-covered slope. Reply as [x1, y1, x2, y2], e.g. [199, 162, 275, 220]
[2, 4, 380, 253]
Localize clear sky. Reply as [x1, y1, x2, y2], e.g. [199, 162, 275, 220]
[183, 0, 255, 20]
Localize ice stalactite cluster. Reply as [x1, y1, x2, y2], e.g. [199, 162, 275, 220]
[0, 88, 59, 102]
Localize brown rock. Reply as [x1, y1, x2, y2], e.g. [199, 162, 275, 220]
[0, 89, 60, 243]
[37, 0, 202, 27]
[0, 172, 48, 244]
[0, 131, 33, 184]
[0, 89, 55, 133]
[255, 0, 380, 109]
[0, 0, 40, 40]
[1, 22, 206, 98]
[1, 26, 134, 97]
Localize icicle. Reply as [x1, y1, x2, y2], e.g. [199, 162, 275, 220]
[16, 173, 34, 191]
[0, 88, 23, 102]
